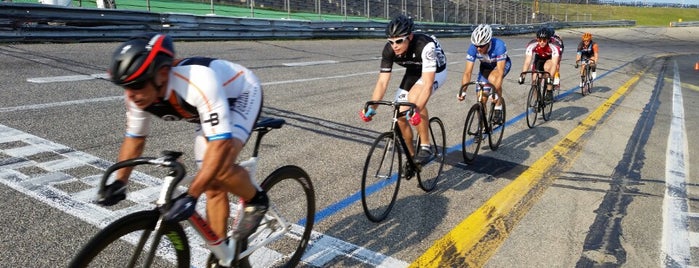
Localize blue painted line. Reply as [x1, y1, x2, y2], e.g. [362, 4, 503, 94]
[311, 63, 631, 225]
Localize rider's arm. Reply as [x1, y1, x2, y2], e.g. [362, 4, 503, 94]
[370, 45, 394, 109]
[461, 61, 474, 86]
[116, 99, 150, 182]
[115, 136, 146, 182]
[370, 72, 391, 109]
[521, 53, 532, 74]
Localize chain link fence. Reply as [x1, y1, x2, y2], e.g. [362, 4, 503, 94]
[13, 0, 616, 24]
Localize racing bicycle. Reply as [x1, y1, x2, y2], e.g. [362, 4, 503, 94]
[69, 117, 315, 268]
[360, 100, 446, 222]
[577, 58, 595, 96]
[520, 70, 554, 128]
[459, 81, 506, 163]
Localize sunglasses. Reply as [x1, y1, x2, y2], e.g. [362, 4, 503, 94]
[387, 36, 409, 45]
[475, 43, 488, 48]
[124, 78, 151, 90]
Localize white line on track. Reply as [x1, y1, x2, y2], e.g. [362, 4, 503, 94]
[283, 60, 339, 66]
[660, 60, 692, 267]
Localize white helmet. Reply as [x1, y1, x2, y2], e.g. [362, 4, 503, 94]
[471, 24, 492, 46]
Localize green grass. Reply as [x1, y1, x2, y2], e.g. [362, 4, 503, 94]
[540, 3, 699, 26]
[11, 0, 699, 26]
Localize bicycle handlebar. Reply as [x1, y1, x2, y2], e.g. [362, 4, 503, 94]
[97, 150, 186, 209]
[519, 70, 552, 77]
[460, 81, 495, 98]
[364, 100, 417, 114]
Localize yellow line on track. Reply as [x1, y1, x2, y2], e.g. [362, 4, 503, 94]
[410, 71, 646, 267]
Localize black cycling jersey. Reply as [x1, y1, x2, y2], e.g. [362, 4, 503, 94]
[577, 40, 597, 59]
[380, 33, 447, 75]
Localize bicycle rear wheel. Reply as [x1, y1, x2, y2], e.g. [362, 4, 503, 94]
[69, 210, 190, 268]
[526, 85, 539, 128]
[462, 104, 483, 163]
[416, 117, 445, 192]
[361, 132, 402, 222]
[542, 89, 554, 121]
[488, 97, 506, 150]
[247, 165, 315, 267]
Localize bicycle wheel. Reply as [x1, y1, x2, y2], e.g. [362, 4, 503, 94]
[585, 67, 594, 95]
[361, 132, 402, 222]
[542, 89, 554, 121]
[488, 97, 506, 150]
[246, 165, 315, 267]
[462, 104, 483, 163]
[416, 117, 445, 192]
[526, 85, 539, 128]
[581, 67, 590, 96]
[69, 210, 190, 268]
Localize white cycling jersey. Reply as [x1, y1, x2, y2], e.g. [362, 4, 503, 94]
[125, 57, 262, 143]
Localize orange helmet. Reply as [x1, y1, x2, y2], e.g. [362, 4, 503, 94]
[582, 32, 592, 41]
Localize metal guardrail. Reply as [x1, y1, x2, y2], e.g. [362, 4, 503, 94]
[670, 21, 699, 27]
[0, 3, 635, 42]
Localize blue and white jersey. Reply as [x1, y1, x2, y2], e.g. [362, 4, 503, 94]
[465, 37, 510, 70]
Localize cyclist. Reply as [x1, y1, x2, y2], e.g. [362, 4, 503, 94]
[459, 24, 511, 124]
[547, 26, 564, 87]
[575, 32, 599, 87]
[518, 27, 561, 100]
[360, 14, 447, 167]
[100, 33, 268, 242]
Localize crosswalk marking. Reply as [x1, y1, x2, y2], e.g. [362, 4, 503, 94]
[0, 124, 406, 267]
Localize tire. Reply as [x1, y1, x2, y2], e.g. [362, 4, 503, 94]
[526, 85, 539, 128]
[245, 165, 315, 267]
[69, 210, 190, 268]
[416, 117, 445, 192]
[542, 89, 554, 121]
[488, 97, 505, 150]
[462, 104, 483, 163]
[361, 132, 402, 222]
[581, 67, 590, 96]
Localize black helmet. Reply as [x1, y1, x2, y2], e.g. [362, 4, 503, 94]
[386, 15, 414, 37]
[109, 33, 175, 88]
[546, 26, 555, 36]
[536, 27, 552, 40]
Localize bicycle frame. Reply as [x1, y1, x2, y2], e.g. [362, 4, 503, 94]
[364, 100, 420, 172]
[460, 81, 499, 134]
[521, 70, 551, 98]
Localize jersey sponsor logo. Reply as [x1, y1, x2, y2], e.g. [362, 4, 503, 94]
[203, 113, 220, 126]
[425, 49, 436, 61]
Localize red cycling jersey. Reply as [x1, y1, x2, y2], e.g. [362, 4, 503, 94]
[525, 39, 560, 61]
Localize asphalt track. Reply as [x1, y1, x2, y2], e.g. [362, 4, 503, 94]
[1, 27, 698, 267]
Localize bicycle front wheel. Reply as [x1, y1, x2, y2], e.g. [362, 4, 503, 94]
[462, 104, 483, 163]
[416, 117, 445, 192]
[69, 210, 190, 268]
[542, 89, 554, 121]
[361, 132, 402, 222]
[526, 85, 539, 128]
[488, 97, 506, 150]
[251, 165, 315, 267]
[581, 67, 590, 96]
